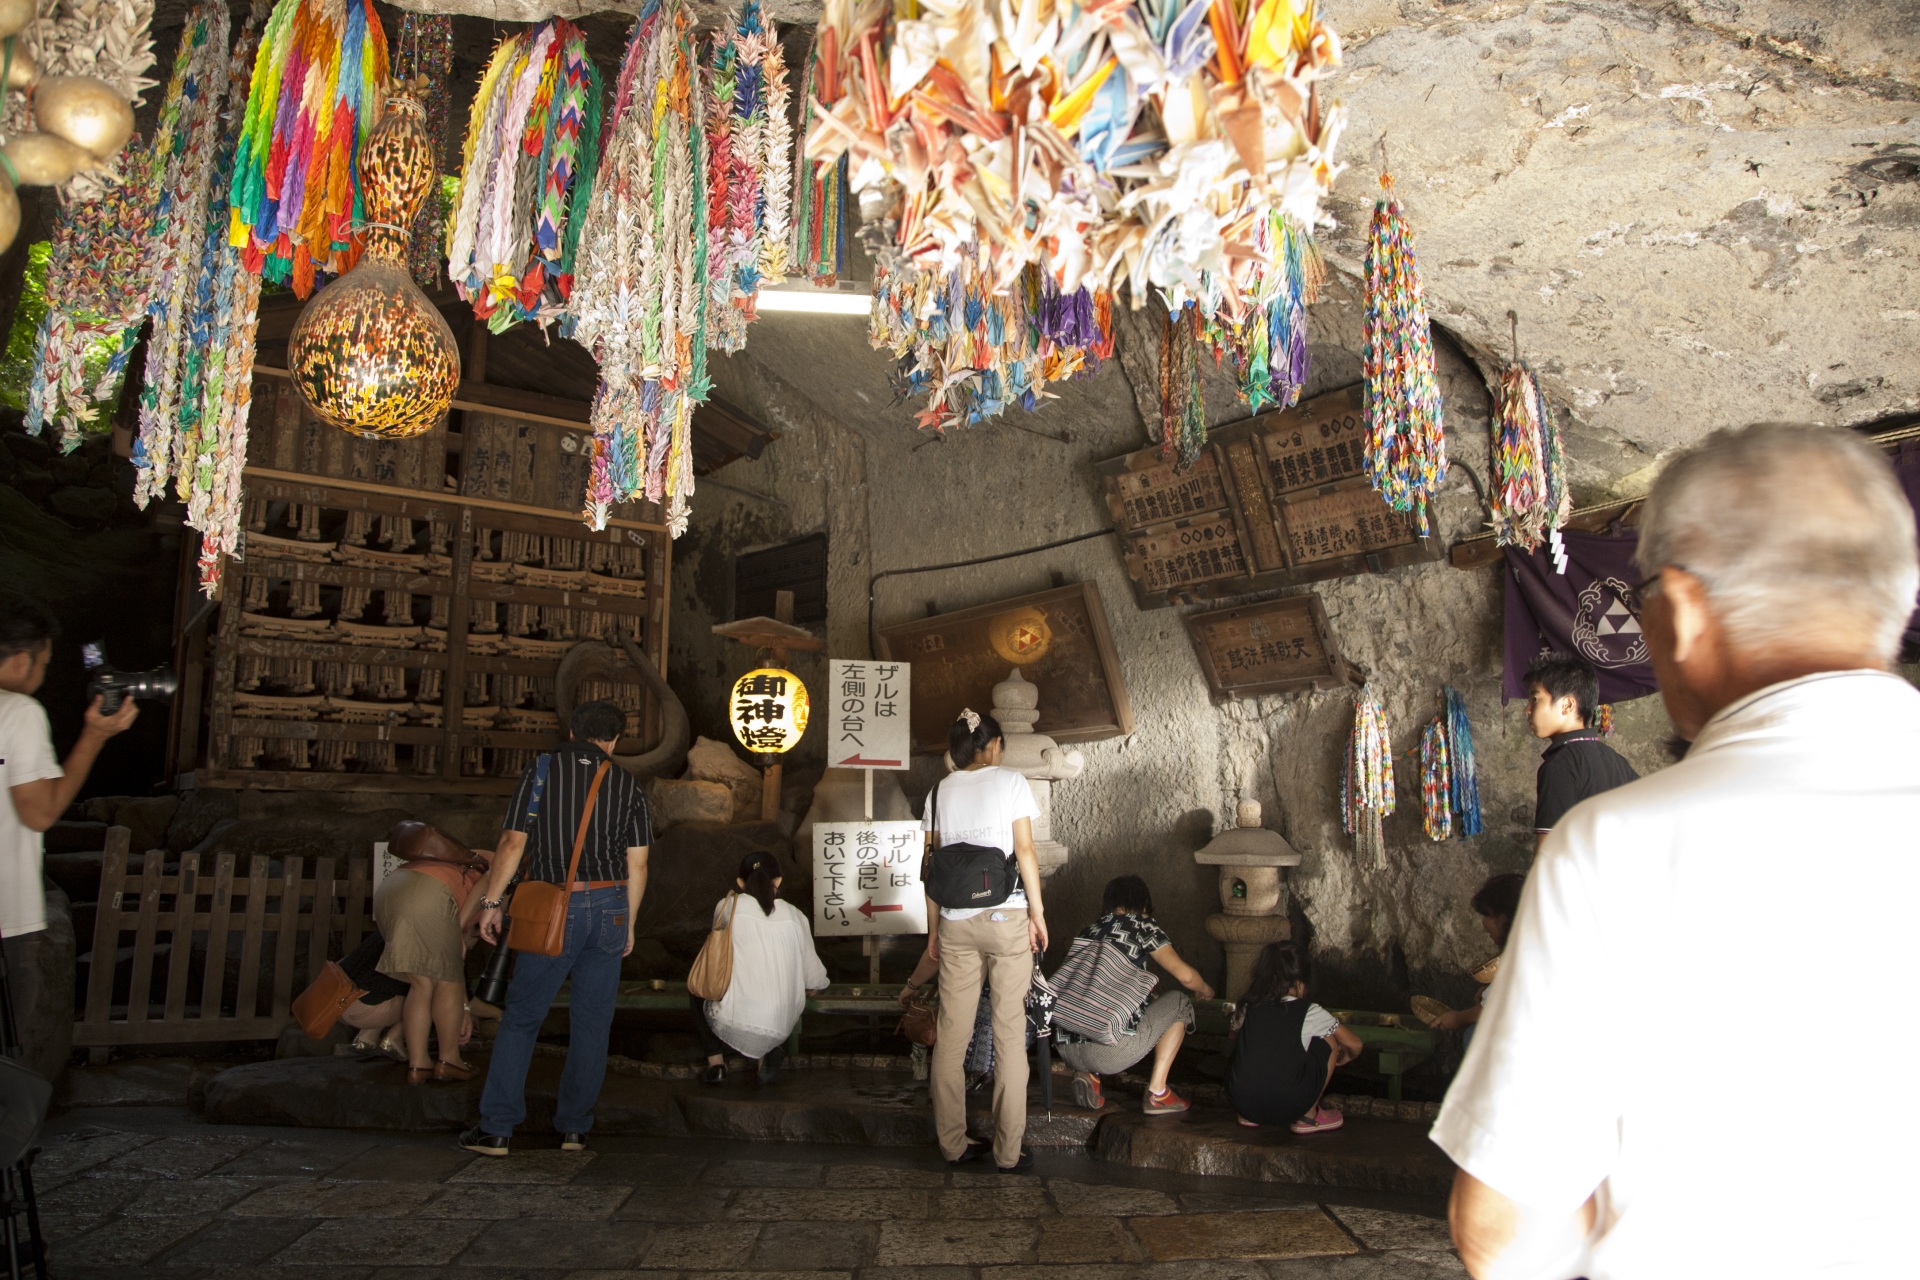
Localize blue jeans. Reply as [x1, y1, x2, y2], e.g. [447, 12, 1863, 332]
[478, 886, 626, 1138]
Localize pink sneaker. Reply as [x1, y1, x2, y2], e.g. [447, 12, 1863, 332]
[1143, 1087, 1190, 1115]
[1289, 1106, 1344, 1134]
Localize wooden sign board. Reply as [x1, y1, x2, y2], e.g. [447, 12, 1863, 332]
[875, 582, 1134, 752]
[1096, 384, 1441, 609]
[1184, 594, 1346, 701]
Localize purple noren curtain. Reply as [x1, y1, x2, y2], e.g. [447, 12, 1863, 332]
[1503, 528, 1659, 705]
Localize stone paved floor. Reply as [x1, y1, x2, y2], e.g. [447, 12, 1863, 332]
[23, 1107, 1465, 1279]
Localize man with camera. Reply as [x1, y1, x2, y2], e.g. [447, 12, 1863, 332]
[1, 596, 137, 1082]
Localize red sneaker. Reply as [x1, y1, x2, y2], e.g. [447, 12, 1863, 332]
[1143, 1087, 1190, 1115]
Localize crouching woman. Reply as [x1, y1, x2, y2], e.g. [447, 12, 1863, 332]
[690, 852, 828, 1085]
[1226, 941, 1362, 1133]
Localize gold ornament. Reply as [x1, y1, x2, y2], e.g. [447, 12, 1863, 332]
[33, 75, 134, 158]
[0, 0, 33, 41]
[6, 48, 37, 90]
[0, 175, 18, 251]
[286, 84, 459, 440]
[2, 130, 93, 185]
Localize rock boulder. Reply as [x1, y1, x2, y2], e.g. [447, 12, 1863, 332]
[685, 736, 763, 822]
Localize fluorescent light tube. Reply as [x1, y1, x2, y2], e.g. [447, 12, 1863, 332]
[754, 287, 871, 315]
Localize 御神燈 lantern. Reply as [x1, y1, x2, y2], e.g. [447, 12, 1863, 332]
[730, 667, 809, 755]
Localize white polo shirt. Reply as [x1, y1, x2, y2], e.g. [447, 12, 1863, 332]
[0, 689, 61, 937]
[1432, 670, 1918, 1279]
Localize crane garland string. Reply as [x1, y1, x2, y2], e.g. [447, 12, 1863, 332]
[182, 16, 267, 596]
[392, 12, 453, 290]
[1444, 685, 1482, 836]
[227, 0, 389, 298]
[703, 0, 793, 353]
[869, 260, 1114, 433]
[1489, 319, 1568, 550]
[1419, 717, 1450, 841]
[1362, 170, 1446, 536]
[132, 2, 232, 508]
[1158, 305, 1206, 466]
[1342, 684, 1394, 869]
[447, 16, 603, 334]
[569, 0, 710, 537]
[25, 154, 159, 449]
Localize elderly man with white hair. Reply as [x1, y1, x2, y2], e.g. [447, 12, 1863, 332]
[1434, 423, 1919, 1279]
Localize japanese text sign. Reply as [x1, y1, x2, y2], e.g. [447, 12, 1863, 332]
[826, 659, 911, 769]
[813, 820, 927, 936]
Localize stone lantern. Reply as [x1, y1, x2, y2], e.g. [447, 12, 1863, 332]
[980, 667, 1084, 876]
[1197, 800, 1302, 1000]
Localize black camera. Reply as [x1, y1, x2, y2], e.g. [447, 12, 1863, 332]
[82, 643, 179, 715]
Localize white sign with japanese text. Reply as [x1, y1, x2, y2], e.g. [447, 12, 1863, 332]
[813, 820, 926, 936]
[827, 659, 911, 770]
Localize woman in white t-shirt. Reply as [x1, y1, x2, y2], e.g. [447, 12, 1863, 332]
[691, 851, 829, 1085]
[923, 708, 1048, 1173]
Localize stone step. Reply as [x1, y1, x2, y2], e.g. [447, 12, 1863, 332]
[195, 1056, 1449, 1194]
[1094, 1109, 1455, 1196]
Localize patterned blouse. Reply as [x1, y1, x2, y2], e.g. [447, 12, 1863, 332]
[1054, 911, 1169, 1044]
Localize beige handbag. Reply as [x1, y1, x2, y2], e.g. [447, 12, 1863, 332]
[687, 892, 738, 1000]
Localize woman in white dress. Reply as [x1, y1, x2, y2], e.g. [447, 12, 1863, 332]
[691, 851, 828, 1085]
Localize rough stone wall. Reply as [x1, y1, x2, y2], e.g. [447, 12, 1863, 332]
[666, 0, 1919, 1008]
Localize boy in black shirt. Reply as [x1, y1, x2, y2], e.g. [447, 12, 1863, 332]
[1525, 653, 1639, 852]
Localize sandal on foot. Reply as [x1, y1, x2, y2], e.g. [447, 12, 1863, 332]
[1289, 1106, 1344, 1134]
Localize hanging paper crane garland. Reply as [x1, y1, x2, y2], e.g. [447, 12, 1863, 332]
[568, 0, 711, 536]
[703, 0, 793, 352]
[447, 17, 603, 334]
[1342, 684, 1394, 869]
[1419, 685, 1482, 841]
[1361, 169, 1446, 536]
[227, 0, 389, 297]
[133, 2, 232, 506]
[1489, 315, 1569, 551]
[801, 0, 1347, 437]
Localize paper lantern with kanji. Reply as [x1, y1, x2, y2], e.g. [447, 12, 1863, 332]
[730, 667, 810, 756]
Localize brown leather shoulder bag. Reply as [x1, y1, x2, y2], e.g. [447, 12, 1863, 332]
[507, 761, 610, 956]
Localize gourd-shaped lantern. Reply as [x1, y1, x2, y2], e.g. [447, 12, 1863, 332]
[286, 80, 459, 439]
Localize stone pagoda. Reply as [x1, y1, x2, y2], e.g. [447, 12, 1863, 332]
[983, 667, 1084, 876]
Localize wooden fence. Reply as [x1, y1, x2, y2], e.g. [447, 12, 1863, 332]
[76, 826, 375, 1056]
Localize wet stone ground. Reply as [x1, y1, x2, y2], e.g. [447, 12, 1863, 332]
[24, 1108, 1465, 1279]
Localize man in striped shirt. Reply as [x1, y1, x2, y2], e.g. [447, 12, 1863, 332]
[460, 700, 652, 1157]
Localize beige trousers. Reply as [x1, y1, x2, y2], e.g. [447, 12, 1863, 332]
[931, 908, 1033, 1166]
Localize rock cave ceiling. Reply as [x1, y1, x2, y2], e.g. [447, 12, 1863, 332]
[146, 0, 1917, 500]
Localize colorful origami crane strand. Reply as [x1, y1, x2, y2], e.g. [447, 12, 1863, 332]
[447, 17, 603, 334]
[869, 260, 1114, 433]
[392, 12, 454, 290]
[1342, 684, 1394, 869]
[227, 0, 390, 298]
[183, 16, 269, 596]
[132, 2, 233, 508]
[1444, 685, 1482, 837]
[704, 0, 794, 352]
[1158, 306, 1206, 465]
[569, 0, 710, 536]
[1489, 317, 1568, 550]
[1419, 717, 1451, 841]
[803, 0, 1344, 338]
[1362, 171, 1446, 536]
[25, 155, 160, 449]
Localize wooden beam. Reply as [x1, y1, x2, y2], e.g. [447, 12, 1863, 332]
[253, 363, 594, 432]
[1449, 499, 1643, 569]
[241, 465, 667, 534]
